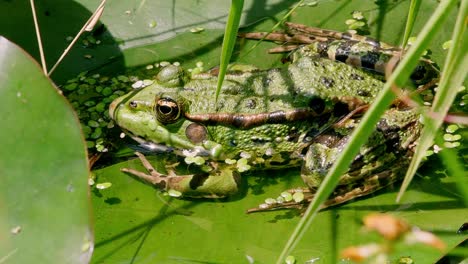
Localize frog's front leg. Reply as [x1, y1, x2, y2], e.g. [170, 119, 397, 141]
[122, 152, 241, 198]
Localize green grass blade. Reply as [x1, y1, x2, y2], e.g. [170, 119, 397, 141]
[397, 0, 468, 202]
[215, 0, 244, 104]
[276, 1, 459, 263]
[401, 0, 421, 47]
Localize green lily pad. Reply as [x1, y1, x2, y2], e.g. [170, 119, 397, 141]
[0, 37, 91, 263]
[91, 156, 467, 263]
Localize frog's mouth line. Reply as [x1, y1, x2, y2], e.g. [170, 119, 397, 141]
[124, 130, 175, 154]
[122, 129, 210, 158]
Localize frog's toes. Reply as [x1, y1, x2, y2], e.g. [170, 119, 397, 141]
[247, 188, 312, 213]
[121, 152, 168, 187]
[121, 167, 166, 186]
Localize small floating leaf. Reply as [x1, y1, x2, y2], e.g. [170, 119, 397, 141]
[168, 189, 182, 197]
[96, 182, 112, 190]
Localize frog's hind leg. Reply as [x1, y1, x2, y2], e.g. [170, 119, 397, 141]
[286, 22, 439, 83]
[247, 167, 403, 213]
[240, 22, 438, 83]
[240, 22, 400, 52]
[238, 31, 315, 45]
[240, 23, 399, 77]
[284, 22, 399, 51]
[122, 152, 241, 198]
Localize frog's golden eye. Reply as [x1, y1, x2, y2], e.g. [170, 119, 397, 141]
[155, 97, 181, 124]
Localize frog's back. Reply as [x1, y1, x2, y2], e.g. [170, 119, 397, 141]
[184, 54, 385, 115]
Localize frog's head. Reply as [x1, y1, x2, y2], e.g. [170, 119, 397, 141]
[109, 65, 223, 159]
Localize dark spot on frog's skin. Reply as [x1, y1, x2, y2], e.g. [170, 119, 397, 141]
[316, 41, 332, 57]
[332, 102, 349, 117]
[189, 173, 210, 190]
[360, 52, 380, 70]
[410, 65, 426, 81]
[287, 134, 300, 142]
[287, 128, 300, 142]
[384, 132, 401, 152]
[350, 73, 364, 80]
[224, 86, 241, 95]
[320, 76, 335, 88]
[348, 155, 365, 172]
[335, 41, 354, 62]
[245, 99, 257, 109]
[263, 77, 272, 86]
[184, 87, 195, 92]
[229, 140, 237, 147]
[300, 144, 313, 156]
[185, 123, 207, 144]
[215, 101, 225, 111]
[357, 90, 371, 97]
[44, 10, 51, 16]
[377, 119, 402, 133]
[155, 181, 167, 190]
[308, 97, 325, 114]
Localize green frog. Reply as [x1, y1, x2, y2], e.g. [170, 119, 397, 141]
[109, 23, 436, 211]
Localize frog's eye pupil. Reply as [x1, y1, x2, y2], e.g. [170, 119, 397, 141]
[155, 97, 181, 124]
[159, 105, 172, 115]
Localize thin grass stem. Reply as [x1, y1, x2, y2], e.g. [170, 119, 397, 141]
[48, 0, 107, 76]
[30, 0, 47, 75]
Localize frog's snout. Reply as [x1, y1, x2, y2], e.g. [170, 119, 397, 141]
[109, 95, 124, 120]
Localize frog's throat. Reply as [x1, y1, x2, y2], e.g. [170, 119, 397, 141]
[184, 108, 320, 129]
